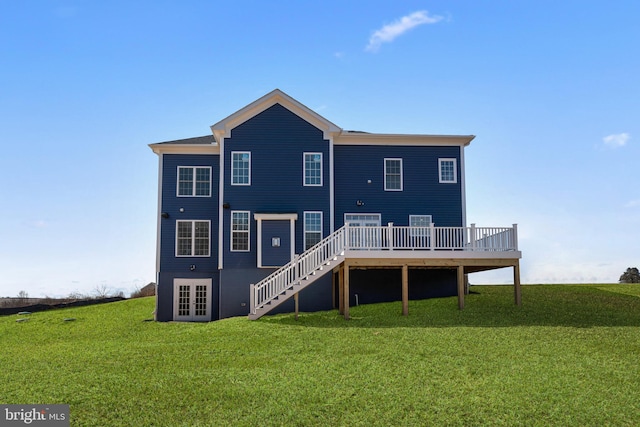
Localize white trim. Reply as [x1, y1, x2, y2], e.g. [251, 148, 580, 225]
[253, 213, 298, 221]
[218, 137, 225, 269]
[329, 137, 335, 233]
[231, 151, 251, 186]
[149, 144, 219, 155]
[460, 147, 467, 226]
[384, 158, 403, 191]
[303, 152, 323, 187]
[175, 220, 211, 257]
[155, 153, 163, 321]
[303, 211, 323, 250]
[254, 213, 298, 268]
[155, 154, 163, 275]
[176, 166, 212, 197]
[256, 217, 262, 267]
[334, 133, 474, 147]
[290, 219, 296, 261]
[438, 158, 458, 184]
[173, 278, 212, 321]
[210, 89, 342, 142]
[230, 211, 251, 252]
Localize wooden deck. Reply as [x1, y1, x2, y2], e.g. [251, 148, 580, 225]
[250, 224, 522, 320]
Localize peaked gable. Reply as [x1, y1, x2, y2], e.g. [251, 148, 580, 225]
[210, 89, 342, 142]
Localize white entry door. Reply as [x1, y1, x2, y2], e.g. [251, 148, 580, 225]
[173, 279, 212, 321]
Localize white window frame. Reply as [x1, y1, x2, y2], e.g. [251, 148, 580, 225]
[303, 152, 323, 187]
[175, 220, 211, 257]
[439, 158, 457, 183]
[304, 211, 323, 250]
[344, 213, 382, 227]
[409, 215, 433, 237]
[231, 151, 251, 186]
[384, 158, 403, 191]
[177, 166, 212, 197]
[231, 211, 250, 252]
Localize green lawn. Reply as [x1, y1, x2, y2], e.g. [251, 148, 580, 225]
[1, 284, 639, 426]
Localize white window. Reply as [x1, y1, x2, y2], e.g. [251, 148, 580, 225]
[439, 158, 457, 183]
[231, 211, 250, 251]
[177, 166, 211, 197]
[304, 211, 323, 250]
[304, 153, 322, 186]
[176, 221, 210, 257]
[344, 214, 382, 227]
[409, 215, 433, 237]
[384, 158, 403, 191]
[410, 215, 432, 228]
[231, 152, 251, 185]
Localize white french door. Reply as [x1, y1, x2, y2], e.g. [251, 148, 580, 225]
[173, 279, 212, 321]
[344, 214, 382, 249]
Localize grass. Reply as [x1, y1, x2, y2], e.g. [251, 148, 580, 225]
[1, 284, 640, 426]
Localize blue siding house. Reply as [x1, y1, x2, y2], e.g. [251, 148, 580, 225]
[150, 90, 522, 322]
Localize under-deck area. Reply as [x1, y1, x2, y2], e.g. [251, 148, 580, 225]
[333, 252, 521, 320]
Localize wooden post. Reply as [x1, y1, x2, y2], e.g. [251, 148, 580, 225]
[294, 293, 299, 320]
[457, 265, 465, 310]
[514, 261, 522, 306]
[402, 265, 409, 316]
[338, 265, 344, 315]
[343, 261, 350, 320]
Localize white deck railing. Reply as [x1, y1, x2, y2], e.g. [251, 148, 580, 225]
[350, 223, 519, 252]
[250, 224, 518, 316]
[251, 226, 348, 313]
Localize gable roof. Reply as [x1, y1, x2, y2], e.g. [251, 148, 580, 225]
[210, 89, 342, 142]
[149, 90, 475, 155]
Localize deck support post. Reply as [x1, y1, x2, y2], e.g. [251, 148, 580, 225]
[402, 265, 409, 316]
[514, 260, 522, 306]
[343, 261, 350, 320]
[338, 265, 345, 315]
[457, 265, 465, 310]
[294, 293, 299, 320]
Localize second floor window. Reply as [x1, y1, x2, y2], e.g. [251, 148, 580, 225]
[304, 153, 322, 186]
[439, 158, 457, 183]
[231, 152, 251, 185]
[177, 166, 211, 197]
[384, 158, 403, 191]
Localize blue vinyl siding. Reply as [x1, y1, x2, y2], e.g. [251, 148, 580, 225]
[334, 145, 463, 228]
[159, 154, 219, 272]
[222, 103, 330, 268]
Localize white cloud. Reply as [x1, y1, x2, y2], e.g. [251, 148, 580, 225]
[602, 132, 630, 148]
[366, 10, 443, 52]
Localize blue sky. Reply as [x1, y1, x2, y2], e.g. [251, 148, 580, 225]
[1, 1, 638, 297]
